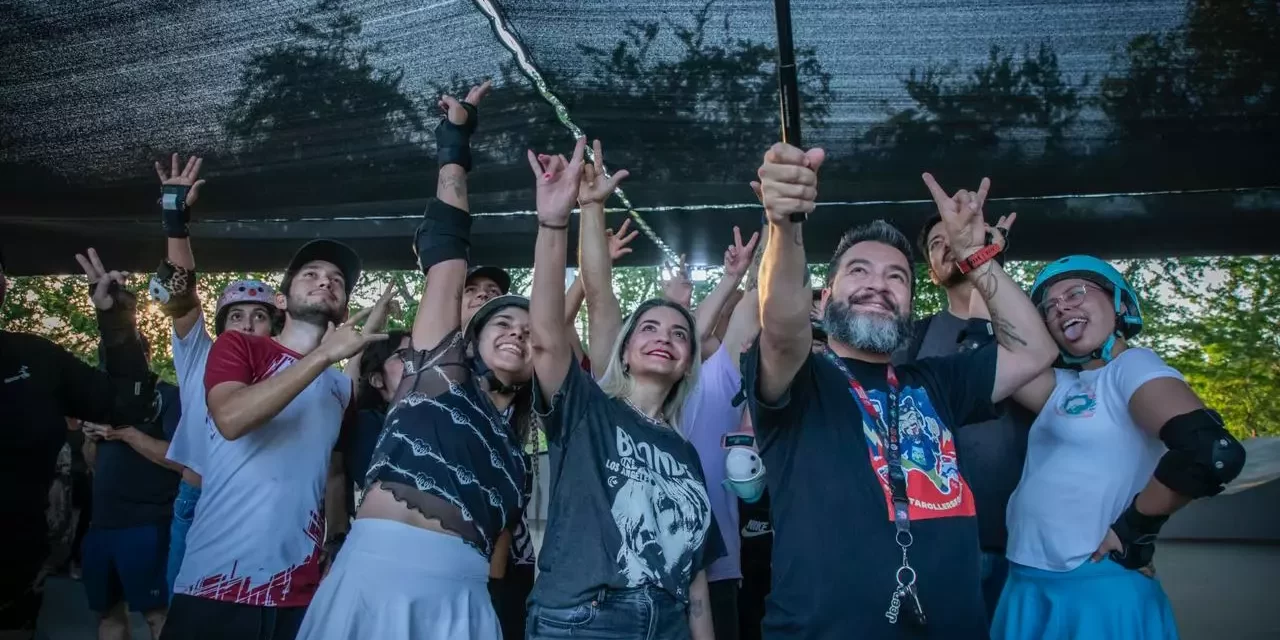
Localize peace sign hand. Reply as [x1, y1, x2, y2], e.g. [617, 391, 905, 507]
[74, 248, 130, 311]
[722, 226, 761, 279]
[922, 173, 991, 258]
[578, 139, 631, 207]
[154, 154, 206, 207]
[606, 218, 639, 262]
[317, 307, 390, 365]
[528, 137, 587, 227]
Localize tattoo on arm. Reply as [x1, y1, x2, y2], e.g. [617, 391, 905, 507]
[973, 265, 1029, 349]
[690, 597, 706, 618]
[439, 173, 467, 200]
[992, 316, 1028, 348]
[792, 225, 803, 247]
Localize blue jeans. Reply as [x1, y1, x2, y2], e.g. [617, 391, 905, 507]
[981, 551, 1010, 623]
[166, 480, 201, 600]
[527, 585, 690, 640]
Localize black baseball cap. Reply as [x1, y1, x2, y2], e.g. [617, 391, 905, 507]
[466, 265, 511, 294]
[280, 239, 362, 298]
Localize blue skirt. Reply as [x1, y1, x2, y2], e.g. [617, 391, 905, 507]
[991, 559, 1179, 640]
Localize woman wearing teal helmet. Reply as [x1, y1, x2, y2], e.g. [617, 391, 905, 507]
[990, 256, 1245, 639]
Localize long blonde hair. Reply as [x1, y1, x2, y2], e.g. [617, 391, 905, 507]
[597, 298, 702, 428]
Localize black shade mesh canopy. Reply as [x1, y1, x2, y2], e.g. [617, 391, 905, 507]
[1, 0, 1277, 275]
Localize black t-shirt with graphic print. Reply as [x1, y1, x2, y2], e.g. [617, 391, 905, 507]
[530, 364, 724, 609]
[742, 341, 998, 639]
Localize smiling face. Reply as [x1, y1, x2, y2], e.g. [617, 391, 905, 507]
[1039, 277, 1119, 357]
[623, 305, 693, 383]
[283, 259, 348, 326]
[461, 276, 504, 325]
[821, 240, 914, 354]
[475, 306, 533, 385]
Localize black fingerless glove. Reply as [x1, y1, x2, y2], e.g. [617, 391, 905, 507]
[413, 199, 472, 273]
[436, 103, 478, 172]
[161, 184, 192, 238]
[1108, 495, 1170, 570]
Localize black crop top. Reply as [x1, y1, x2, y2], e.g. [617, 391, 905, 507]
[364, 329, 527, 557]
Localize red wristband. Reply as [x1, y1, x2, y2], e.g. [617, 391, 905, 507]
[955, 243, 1002, 274]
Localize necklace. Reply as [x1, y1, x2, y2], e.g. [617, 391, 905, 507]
[624, 398, 670, 428]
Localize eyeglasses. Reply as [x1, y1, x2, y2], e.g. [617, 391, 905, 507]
[1037, 284, 1098, 318]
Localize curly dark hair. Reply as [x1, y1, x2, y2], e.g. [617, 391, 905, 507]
[357, 330, 408, 412]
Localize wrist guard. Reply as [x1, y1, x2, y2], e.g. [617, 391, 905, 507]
[435, 103, 478, 172]
[1108, 495, 1170, 570]
[161, 184, 192, 238]
[149, 259, 199, 318]
[95, 283, 139, 347]
[413, 199, 472, 273]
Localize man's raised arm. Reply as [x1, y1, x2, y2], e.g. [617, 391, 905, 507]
[924, 174, 1056, 402]
[754, 143, 825, 403]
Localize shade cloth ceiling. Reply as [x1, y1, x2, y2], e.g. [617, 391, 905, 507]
[1, 0, 1276, 274]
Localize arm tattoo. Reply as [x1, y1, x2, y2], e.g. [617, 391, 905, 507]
[439, 173, 467, 200]
[792, 225, 804, 247]
[690, 597, 706, 618]
[972, 265, 1028, 349]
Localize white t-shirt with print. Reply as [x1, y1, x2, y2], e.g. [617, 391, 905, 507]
[173, 331, 352, 608]
[166, 314, 215, 475]
[1005, 347, 1182, 572]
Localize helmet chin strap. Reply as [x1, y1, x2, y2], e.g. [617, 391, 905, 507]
[1059, 314, 1123, 367]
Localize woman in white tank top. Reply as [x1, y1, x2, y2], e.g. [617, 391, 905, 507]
[991, 255, 1245, 640]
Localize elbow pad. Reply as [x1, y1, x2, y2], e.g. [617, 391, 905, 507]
[957, 319, 995, 352]
[1153, 408, 1246, 498]
[435, 102, 477, 172]
[149, 259, 199, 318]
[114, 374, 161, 425]
[413, 199, 472, 273]
[722, 434, 766, 504]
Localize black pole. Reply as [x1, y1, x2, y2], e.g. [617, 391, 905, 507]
[773, 0, 802, 147]
[773, 0, 807, 222]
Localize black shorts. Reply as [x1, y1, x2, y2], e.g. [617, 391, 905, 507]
[81, 524, 170, 613]
[494, 562, 535, 640]
[161, 594, 306, 640]
[709, 578, 740, 640]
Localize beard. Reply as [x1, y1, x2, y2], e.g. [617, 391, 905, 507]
[822, 295, 912, 355]
[287, 293, 341, 327]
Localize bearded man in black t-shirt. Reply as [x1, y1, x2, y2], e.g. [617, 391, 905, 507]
[744, 146, 1058, 639]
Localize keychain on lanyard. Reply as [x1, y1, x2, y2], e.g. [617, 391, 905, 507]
[822, 349, 927, 628]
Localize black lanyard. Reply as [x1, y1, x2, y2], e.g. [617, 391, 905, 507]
[822, 349, 927, 627]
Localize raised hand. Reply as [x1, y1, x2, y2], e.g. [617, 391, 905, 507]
[606, 218, 639, 261]
[439, 80, 491, 127]
[922, 173, 991, 258]
[722, 226, 761, 279]
[318, 307, 390, 364]
[577, 139, 630, 207]
[74, 248, 129, 311]
[528, 137, 588, 228]
[662, 255, 694, 309]
[360, 283, 399, 335]
[757, 143, 825, 225]
[988, 212, 1017, 253]
[154, 154, 206, 207]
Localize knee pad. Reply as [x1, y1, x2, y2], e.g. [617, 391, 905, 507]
[722, 433, 766, 504]
[1154, 408, 1246, 498]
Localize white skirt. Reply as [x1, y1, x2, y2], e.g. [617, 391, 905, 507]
[296, 517, 500, 640]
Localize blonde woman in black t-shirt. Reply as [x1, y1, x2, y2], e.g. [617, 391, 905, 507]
[526, 138, 720, 640]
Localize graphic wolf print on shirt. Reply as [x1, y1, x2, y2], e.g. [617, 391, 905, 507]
[606, 425, 712, 597]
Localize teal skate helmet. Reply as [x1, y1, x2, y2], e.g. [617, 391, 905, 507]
[1031, 255, 1142, 366]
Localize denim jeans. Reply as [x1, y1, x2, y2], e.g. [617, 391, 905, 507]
[980, 551, 1011, 623]
[167, 480, 201, 599]
[527, 585, 690, 640]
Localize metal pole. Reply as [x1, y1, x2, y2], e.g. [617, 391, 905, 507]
[774, 0, 802, 147]
[773, 0, 807, 222]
